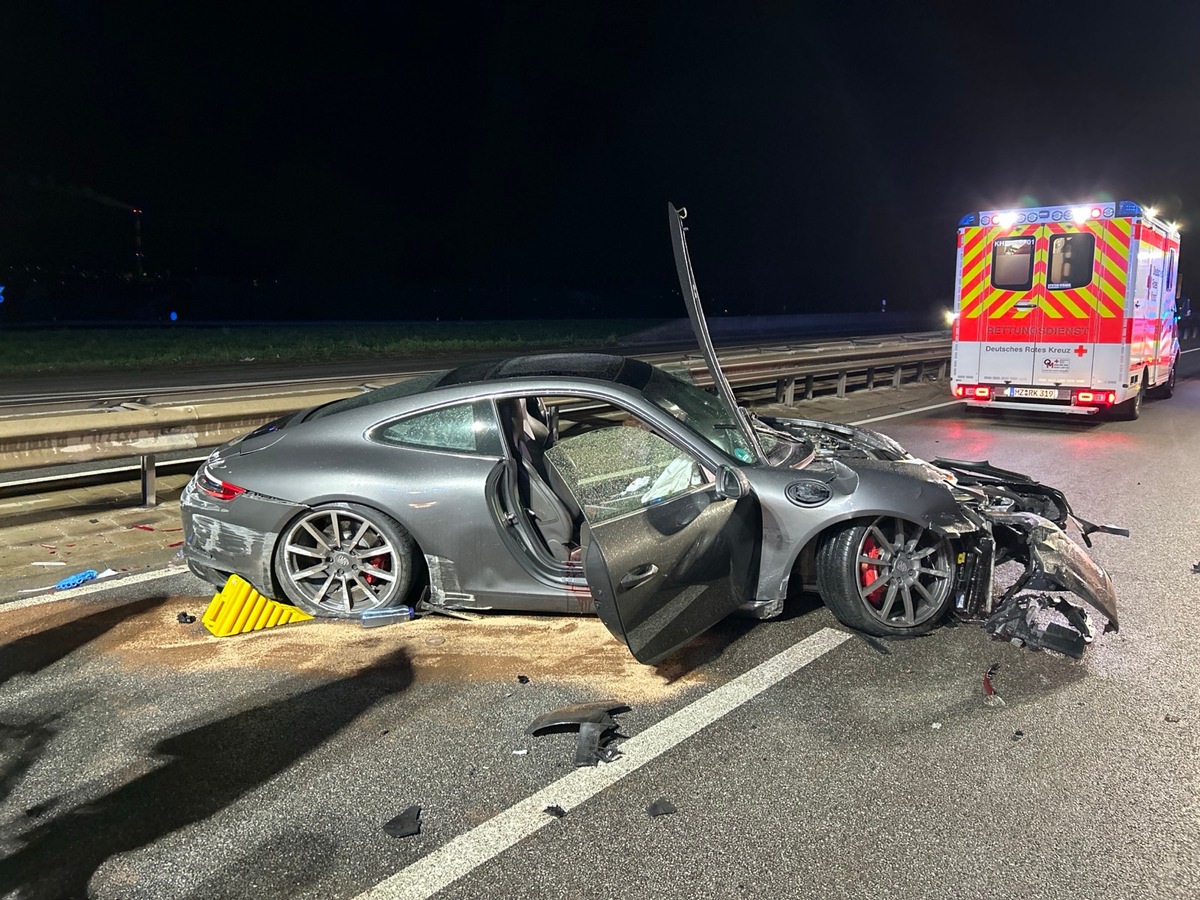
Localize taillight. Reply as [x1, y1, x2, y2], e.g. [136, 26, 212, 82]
[195, 467, 246, 501]
[1073, 389, 1116, 406]
[954, 384, 992, 400]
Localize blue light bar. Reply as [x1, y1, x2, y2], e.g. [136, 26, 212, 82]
[1117, 200, 1143, 216]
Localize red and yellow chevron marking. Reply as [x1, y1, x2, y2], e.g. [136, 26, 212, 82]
[955, 218, 1133, 344]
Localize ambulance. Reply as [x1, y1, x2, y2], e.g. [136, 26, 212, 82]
[949, 200, 1180, 419]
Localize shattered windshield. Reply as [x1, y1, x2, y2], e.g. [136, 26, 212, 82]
[643, 367, 758, 464]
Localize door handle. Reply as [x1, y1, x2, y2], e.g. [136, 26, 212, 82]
[619, 564, 659, 590]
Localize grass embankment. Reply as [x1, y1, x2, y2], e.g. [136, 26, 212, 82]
[0, 320, 665, 377]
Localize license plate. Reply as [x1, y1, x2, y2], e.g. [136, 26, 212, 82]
[1004, 387, 1059, 399]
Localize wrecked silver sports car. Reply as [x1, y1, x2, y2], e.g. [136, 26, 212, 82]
[181, 204, 1124, 663]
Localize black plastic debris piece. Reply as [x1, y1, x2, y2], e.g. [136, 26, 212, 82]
[983, 593, 1091, 658]
[647, 798, 677, 817]
[383, 805, 422, 838]
[1193, 562, 1200, 574]
[1012, 729, 1025, 741]
[176, 611, 196, 624]
[526, 700, 629, 767]
[1166, 714, 1181, 723]
[517, 675, 531, 684]
[544, 805, 567, 818]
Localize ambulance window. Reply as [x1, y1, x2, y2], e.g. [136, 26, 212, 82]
[990, 236, 1035, 290]
[1047, 234, 1095, 290]
[1165, 249, 1176, 293]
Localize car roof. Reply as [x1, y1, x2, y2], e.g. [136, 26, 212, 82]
[308, 353, 657, 421]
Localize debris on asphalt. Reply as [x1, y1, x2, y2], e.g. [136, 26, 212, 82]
[382, 805, 422, 838]
[30, 561, 66, 567]
[177, 612, 196, 624]
[544, 805, 567, 819]
[130, 524, 156, 531]
[931, 722, 942, 730]
[55, 569, 98, 590]
[647, 798, 677, 817]
[359, 605, 415, 628]
[1193, 562, 1200, 574]
[1165, 714, 1181, 723]
[526, 700, 629, 767]
[517, 674, 531, 684]
[983, 663, 1006, 708]
[168, 540, 184, 548]
[983, 593, 1092, 658]
[1012, 729, 1025, 741]
[512, 749, 528, 756]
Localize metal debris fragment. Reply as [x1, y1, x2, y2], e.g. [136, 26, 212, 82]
[984, 593, 1092, 658]
[544, 805, 567, 818]
[177, 612, 196, 624]
[1012, 729, 1025, 741]
[517, 674, 531, 684]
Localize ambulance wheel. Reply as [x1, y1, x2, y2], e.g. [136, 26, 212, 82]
[1115, 379, 1146, 421]
[1149, 364, 1176, 400]
[815, 516, 956, 638]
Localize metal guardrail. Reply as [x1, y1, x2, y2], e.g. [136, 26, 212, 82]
[0, 335, 951, 504]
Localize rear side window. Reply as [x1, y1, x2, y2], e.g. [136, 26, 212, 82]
[374, 400, 503, 455]
[991, 236, 1035, 290]
[1047, 234, 1095, 290]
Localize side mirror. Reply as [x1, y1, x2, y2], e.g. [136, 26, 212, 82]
[714, 464, 749, 500]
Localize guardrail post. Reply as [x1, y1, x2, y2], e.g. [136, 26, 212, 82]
[141, 454, 157, 507]
[775, 376, 796, 405]
[837, 369, 847, 398]
[916, 361, 926, 381]
[865, 366, 876, 390]
[803, 374, 814, 400]
[892, 365, 903, 388]
[936, 360, 947, 381]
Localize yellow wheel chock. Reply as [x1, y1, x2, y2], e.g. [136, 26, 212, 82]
[202, 574, 313, 637]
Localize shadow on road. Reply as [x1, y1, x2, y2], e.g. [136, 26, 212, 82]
[0, 646, 414, 900]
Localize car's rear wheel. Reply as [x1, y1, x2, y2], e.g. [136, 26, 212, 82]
[815, 516, 955, 637]
[273, 502, 415, 617]
[1115, 376, 1146, 420]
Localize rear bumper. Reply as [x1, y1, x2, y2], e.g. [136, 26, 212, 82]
[962, 399, 1100, 415]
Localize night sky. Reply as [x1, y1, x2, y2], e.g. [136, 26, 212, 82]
[3, 1, 1199, 320]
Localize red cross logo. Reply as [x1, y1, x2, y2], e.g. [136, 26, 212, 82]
[1073, 344, 1088, 357]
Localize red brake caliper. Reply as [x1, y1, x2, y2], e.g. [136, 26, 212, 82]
[363, 554, 388, 585]
[860, 535, 884, 605]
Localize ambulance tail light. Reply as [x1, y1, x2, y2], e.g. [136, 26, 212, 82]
[954, 385, 992, 400]
[1073, 389, 1116, 407]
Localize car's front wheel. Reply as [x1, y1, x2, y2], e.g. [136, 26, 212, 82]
[273, 502, 415, 617]
[815, 516, 955, 637]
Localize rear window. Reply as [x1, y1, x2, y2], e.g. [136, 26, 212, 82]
[990, 236, 1035, 290]
[1047, 234, 1095, 290]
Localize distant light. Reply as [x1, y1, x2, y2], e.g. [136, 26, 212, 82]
[995, 212, 1017, 228]
[169, 311, 178, 321]
[942, 309, 957, 326]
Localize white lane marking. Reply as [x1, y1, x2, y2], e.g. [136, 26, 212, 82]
[1181, 346, 1200, 355]
[1, 566, 190, 612]
[851, 399, 962, 426]
[356, 627, 851, 900]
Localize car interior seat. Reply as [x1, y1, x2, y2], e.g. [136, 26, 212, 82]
[503, 397, 578, 560]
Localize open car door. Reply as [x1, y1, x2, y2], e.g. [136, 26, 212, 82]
[549, 425, 759, 664]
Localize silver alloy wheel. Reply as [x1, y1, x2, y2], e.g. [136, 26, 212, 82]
[279, 508, 402, 613]
[855, 516, 953, 628]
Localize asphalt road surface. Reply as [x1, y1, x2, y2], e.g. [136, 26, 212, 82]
[1, 365, 1198, 899]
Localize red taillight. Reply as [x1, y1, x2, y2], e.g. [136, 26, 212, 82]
[1074, 389, 1116, 406]
[196, 467, 246, 501]
[954, 384, 992, 400]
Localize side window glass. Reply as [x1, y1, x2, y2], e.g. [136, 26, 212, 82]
[1047, 233, 1095, 290]
[545, 425, 704, 525]
[990, 235, 1035, 290]
[375, 400, 502, 454]
[1165, 249, 1177, 294]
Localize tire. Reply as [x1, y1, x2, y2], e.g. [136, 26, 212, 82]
[1149, 364, 1176, 400]
[273, 502, 416, 618]
[815, 516, 956, 637]
[1114, 378, 1146, 420]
